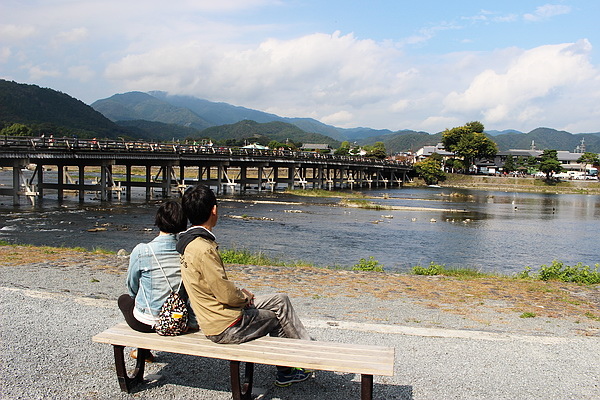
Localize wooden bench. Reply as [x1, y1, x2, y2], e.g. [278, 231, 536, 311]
[93, 323, 395, 400]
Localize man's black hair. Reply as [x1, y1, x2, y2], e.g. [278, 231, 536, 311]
[181, 184, 217, 226]
[155, 200, 187, 233]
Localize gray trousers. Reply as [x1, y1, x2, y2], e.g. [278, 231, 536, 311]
[207, 293, 310, 345]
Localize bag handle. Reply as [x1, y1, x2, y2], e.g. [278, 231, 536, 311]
[147, 244, 183, 293]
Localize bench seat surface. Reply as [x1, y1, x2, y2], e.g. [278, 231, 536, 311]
[93, 323, 394, 376]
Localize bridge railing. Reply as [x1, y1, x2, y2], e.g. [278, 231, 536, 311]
[0, 135, 412, 167]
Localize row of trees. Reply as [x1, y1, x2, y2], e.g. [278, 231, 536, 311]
[334, 141, 387, 159]
[414, 121, 600, 184]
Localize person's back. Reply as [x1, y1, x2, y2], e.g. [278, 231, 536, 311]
[178, 184, 313, 387]
[118, 201, 194, 333]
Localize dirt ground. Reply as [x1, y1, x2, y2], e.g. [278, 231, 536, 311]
[2, 244, 599, 336]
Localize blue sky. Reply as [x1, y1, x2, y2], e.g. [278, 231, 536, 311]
[1, 1, 599, 134]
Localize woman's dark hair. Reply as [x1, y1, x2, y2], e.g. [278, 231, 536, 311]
[181, 184, 217, 225]
[155, 201, 187, 234]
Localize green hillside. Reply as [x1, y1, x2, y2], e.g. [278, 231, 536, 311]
[116, 120, 203, 142]
[197, 120, 341, 147]
[91, 92, 212, 130]
[0, 80, 127, 138]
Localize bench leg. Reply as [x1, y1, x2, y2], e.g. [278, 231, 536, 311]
[113, 345, 147, 393]
[361, 374, 373, 400]
[230, 361, 254, 400]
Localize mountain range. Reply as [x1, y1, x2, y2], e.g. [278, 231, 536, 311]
[2, 79, 600, 153]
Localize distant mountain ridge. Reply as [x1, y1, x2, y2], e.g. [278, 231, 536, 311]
[2, 80, 600, 153]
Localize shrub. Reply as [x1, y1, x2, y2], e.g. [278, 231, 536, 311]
[537, 261, 600, 284]
[352, 256, 383, 272]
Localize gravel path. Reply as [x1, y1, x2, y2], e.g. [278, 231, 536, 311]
[1, 254, 599, 399]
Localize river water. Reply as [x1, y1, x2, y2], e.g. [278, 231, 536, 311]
[0, 173, 598, 274]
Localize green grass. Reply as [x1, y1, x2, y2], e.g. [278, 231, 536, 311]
[519, 312, 536, 318]
[220, 248, 312, 268]
[285, 189, 367, 198]
[341, 199, 387, 210]
[412, 262, 490, 278]
[412, 260, 600, 285]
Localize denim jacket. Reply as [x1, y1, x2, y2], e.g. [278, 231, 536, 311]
[127, 233, 189, 325]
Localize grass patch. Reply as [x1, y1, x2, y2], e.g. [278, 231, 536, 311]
[220, 248, 313, 268]
[519, 312, 536, 318]
[585, 312, 600, 321]
[285, 189, 367, 198]
[517, 261, 600, 284]
[412, 262, 490, 278]
[340, 199, 387, 210]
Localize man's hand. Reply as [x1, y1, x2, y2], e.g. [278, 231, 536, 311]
[242, 289, 254, 307]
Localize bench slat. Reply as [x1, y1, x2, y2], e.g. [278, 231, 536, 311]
[93, 323, 394, 376]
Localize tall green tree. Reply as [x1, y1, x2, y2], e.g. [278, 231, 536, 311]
[366, 141, 387, 159]
[502, 156, 516, 173]
[441, 121, 497, 172]
[577, 152, 600, 173]
[415, 157, 446, 185]
[539, 149, 563, 179]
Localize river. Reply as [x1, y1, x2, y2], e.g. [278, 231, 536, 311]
[0, 175, 598, 274]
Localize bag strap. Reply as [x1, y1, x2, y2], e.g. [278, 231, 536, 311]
[147, 244, 182, 293]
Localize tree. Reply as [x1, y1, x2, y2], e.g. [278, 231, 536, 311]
[415, 157, 446, 185]
[577, 152, 600, 173]
[1, 123, 32, 136]
[334, 141, 351, 155]
[539, 149, 563, 180]
[441, 121, 497, 172]
[366, 141, 387, 159]
[503, 156, 516, 174]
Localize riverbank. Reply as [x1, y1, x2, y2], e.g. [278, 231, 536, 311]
[1, 244, 599, 337]
[2, 244, 600, 399]
[434, 173, 600, 195]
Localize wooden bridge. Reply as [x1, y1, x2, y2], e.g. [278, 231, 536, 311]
[0, 136, 413, 205]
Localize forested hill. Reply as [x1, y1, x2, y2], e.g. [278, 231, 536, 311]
[200, 120, 340, 147]
[0, 80, 128, 138]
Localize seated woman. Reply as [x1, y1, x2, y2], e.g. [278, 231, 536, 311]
[118, 200, 197, 347]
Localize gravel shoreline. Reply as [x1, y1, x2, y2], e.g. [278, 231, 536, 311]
[1, 252, 599, 399]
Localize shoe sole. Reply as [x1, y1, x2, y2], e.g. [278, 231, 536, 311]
[274, 373, 311, 387]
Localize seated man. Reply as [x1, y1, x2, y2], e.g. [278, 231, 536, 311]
[176, 184, 312, 387]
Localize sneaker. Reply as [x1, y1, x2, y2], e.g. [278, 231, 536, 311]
[274, 368, 312, 387]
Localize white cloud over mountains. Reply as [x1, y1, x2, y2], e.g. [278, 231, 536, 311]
[1, 1, 599, 133]
[105, 32, 600, 133]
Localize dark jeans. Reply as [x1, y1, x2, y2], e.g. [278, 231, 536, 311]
[118, 294, 155, 333]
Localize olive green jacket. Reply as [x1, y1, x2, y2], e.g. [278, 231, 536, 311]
[180, 234, 251, 336]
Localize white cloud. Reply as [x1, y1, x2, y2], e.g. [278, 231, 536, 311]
[0, 24, 37, 41]
[52, 28, 88, 47]
[321, 110, 354, 126]
[0, 47, 11, 63]
[105, 31, 406, 117]
[524, 4, 571, 21]
[68, 65, 95, 82]
[443, 40, 597, 129]
[28, 65, 60, 80]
